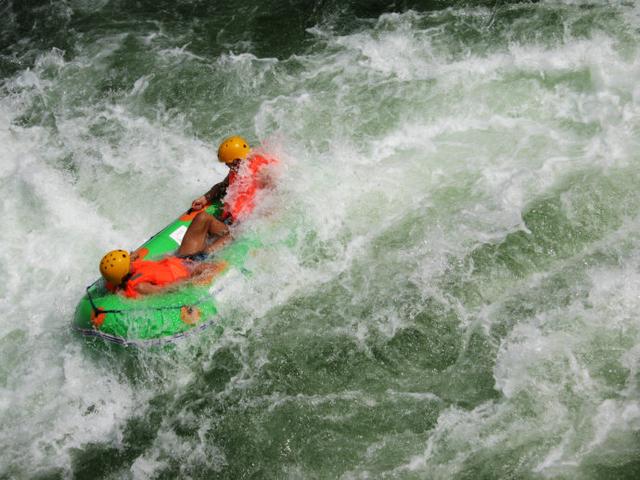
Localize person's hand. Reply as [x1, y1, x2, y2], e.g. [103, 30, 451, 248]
[256, 167, 275, 188]
[191, 195, 207, 210]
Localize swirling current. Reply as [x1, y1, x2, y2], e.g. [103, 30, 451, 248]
[1, 0, 640, 478]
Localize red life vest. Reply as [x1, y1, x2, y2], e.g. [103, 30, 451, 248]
[122, 257, 191, 298]
[223, 154, 276, 222]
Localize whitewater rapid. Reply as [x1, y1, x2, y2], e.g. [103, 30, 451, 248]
[2, 1, 640, 478]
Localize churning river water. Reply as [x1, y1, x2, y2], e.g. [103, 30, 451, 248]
[1, 0, 640, 478]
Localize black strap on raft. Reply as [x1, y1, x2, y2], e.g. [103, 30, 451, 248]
[86, 281, 120, 314]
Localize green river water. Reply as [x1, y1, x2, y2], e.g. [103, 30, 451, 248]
[1, 1, 640, 478]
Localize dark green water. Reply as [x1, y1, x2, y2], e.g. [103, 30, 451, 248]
[2, 0, 640, 478]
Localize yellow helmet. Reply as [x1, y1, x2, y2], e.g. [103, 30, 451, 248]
[99, 250, 131, 285]
[218, 136, 251, 164]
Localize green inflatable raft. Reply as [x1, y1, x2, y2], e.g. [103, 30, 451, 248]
[73, 203, 252, 346]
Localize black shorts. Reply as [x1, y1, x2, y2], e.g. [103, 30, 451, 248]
[218, 214, 233, 226]
[177, 252, 209, 262]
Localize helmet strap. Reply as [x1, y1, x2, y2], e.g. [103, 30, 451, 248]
[120, 272, 133, 287]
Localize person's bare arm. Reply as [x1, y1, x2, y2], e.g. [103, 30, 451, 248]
[191, 174, 230, 210]
[133, 262, 226, 295]
[204, 174, 230, 202]
[133, 282, 168, 296]
[190, 261, 229, 285]
[134, 279, 190, 296]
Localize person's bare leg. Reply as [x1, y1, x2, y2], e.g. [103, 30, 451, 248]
[203, 232, 232, 254]
[178, 212, 229, 256]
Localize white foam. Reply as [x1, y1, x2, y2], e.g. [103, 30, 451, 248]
[3, 1, 640, 477]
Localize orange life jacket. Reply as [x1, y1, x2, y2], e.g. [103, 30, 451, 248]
[122, 257, 191, 298]
[223, 154, 276, 222]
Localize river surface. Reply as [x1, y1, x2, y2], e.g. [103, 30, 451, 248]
[1, 1, 640, 478]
